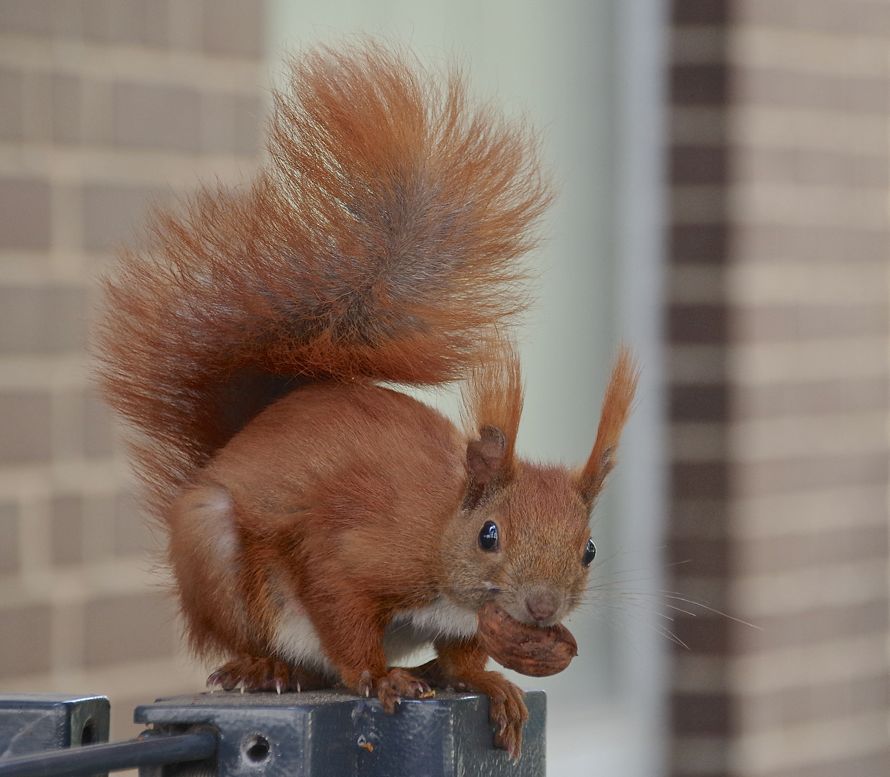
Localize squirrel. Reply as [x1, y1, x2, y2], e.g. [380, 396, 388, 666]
[96, 43, 637, 760]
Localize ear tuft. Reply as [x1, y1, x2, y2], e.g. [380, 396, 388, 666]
[460, 341, 523, 509]
[577, 347, 638, 506]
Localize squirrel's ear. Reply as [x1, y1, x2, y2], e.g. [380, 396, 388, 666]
[464, 425, 510, 509]
[460, 341, 523, 510]
[577, 347, 638, 507]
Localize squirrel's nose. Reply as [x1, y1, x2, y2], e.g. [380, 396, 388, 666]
[525, 590, 559, 623]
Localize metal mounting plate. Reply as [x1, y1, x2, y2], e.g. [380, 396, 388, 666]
[136, 689, 545, 777]
[0, 693, 110, 762]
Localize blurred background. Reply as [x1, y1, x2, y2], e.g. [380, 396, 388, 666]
[0, 1, 887, 776]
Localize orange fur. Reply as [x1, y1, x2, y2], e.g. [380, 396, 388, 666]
[461, 344, 524, 476]
[577, 347, 639, 505]
[96, 42, 551, 518]
[96, 43, 634, 759]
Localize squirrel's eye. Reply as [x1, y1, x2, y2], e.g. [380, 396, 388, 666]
[582, 537, 596, 566]
[479, 520, 499, 551]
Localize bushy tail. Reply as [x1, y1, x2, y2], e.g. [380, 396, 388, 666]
[96, 42, 551, 514]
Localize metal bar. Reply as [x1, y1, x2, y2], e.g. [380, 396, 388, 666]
[0, 731, 217, 777]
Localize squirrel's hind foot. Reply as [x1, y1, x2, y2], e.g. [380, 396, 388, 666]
[207, 656, 330, 694]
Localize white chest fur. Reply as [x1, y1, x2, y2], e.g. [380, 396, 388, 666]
[384, 598, 478, 663]
[273, 595, 478, 672]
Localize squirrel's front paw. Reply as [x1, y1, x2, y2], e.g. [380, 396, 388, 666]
[459, 671, 528, 760]
[355, 668, 435, 713]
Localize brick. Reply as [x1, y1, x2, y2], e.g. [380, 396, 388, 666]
[735, 304, 887, 342]
[735, 225, 889, 264]
[671, 64, 729, 105]
[672, 0, 730, 25]
[673, 692, 730, 735]
[0, 501, 19, 574]
[737, 0, 890, 36]
[81, 182, 171, 253]
[672, 461, 729, 499]
[200, 92, 235, 154]
[141, 1, 168, 48]
[735, 146, 890, 189]
[52, 76, 114, 146]
[82, 0, 168, 47]
[0, 177, 51, 250]
[200, 91, 261, 155]
[739, 524, 889, 576]
[83, 388, 116, 457]
[670, 105, 728, 146]
[671, 146, 729, 185]
[201, 0, 264, 59]
[22, 70, 52, 143]
[672, 762, 726, 776]
[0, 602, 52, 679]
[666, 0, 890, 768]
[51, 73, 82, 144]
[670, 384, 729, 422]
[0, 0, 54, 36]
[112, 490, 158, 556]
[670, 537, 730, 578]
[737, 599, 888, 653]
[51, 387, 84, 461]
[735, 376, 888, 419]
[50, 493, 85, 565]
[670, 499, 730, 539]
[669, 305, 728, 344]
[81, 493, 114, 559]
[166, 0, 203, 51]
[112, 81, 201, 152]
[83, 591, 177, 667]
[758, 750, 890, 777]
[670, 224, 730, 263]
[741, 674, 890, 733]
[49, 0, 82, 37]
[673, 612, 732, 654]
[0, 66, 24, 140]
[0, 391, 52, 465]
[203, 92, 264, 156]
[738, 451, 890, 496]
[233, 94, 264, 155]
[0, 284, 86, 354]
[737, 68, 890, 115]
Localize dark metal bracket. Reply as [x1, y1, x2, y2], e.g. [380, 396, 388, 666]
[0, 690, 545, 776]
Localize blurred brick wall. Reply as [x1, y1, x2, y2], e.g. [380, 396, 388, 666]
[0, 0, 266, 740]
[667, 1, 889, 776]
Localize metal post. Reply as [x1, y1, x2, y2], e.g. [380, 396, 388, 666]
[0, 694, 110, 759]
[137, 690, 545, 777]
[0, 690, 546, 776]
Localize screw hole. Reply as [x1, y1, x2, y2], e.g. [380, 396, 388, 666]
[242, 734, 271, 764]
[81, 719, 96, 746]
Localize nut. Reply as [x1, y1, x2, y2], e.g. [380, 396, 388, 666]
[477, 602, 578, 677]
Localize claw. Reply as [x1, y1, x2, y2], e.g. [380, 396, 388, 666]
[207, 657, 330, 694]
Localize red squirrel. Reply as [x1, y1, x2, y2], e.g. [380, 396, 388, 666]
[96, 43, 636, 759]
